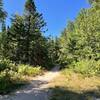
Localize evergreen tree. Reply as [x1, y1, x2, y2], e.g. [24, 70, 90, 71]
[88, 0, 100, 4]
[8, 15, 25, 62]
[0, 0, 7, 58]
[59, 2, 100, 65]
[0, 0, 7, 27]
[23, 0, 46, 65]
[4, 0, 49, 68]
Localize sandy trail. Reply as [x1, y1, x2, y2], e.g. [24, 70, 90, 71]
[0, 66, 60, 100]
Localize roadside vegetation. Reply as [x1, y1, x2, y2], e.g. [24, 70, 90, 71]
[0, 59, 43, 94]
[49, 0, 100, 100]
[49, 70, 100, 100]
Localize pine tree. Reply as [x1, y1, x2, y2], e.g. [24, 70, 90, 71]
[5, 0, 47, 67]
[24, 0, 46, 65]
[88, 0, 100, 4]
[59, 2, 100, 64]
[0, 0, 7, 58]
[0, 0, 7, 26]
[9, 15, 25, 62]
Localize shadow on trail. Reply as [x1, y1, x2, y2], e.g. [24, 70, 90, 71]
[13, 80, 49, 100]
[0, 80, 50, 100]
[50, 86, 100, 100]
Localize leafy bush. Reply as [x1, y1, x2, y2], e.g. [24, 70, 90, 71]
[70, 59, 100, 76]
[0, 69, 24, 94]
[0, 59, 43, 94]
[18, 64, 42, 76]
[0, 70, 12, 92]
[0, 59, 17, 72]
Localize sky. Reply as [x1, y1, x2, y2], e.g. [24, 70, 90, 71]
[4, 0, 90, 37]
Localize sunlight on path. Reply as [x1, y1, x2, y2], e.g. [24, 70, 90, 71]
[0, 66, 60, 100]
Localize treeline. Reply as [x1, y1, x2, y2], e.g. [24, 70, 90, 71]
[58, 0, 100, 76]
[0, 0, 100, 75]
[0, 0, 59, 69]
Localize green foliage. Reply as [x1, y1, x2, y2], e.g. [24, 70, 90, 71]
[0, 0, 52, 68]
[0, 0, 7, 23]
[68, 59, 100, 76]
[0, 0, 99, 95]
[59, 2, 100, 65]
[0, 0, 59, 69]
[88, 0, 100, 4]
[0, 59, 17, 72]
[0, 67, 23, 94]
[47, 37, 61, 66]
[0, 59, 43, 94]
[18, 64, 42, 76]
[0, 0, 57, 94]
[0, 70, 13, 93]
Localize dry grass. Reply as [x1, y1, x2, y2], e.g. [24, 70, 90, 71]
[49, 70, 100, 100]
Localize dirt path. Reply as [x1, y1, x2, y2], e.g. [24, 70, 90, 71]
[0, 66, 60, 100]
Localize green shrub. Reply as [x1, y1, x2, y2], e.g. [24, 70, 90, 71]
[18, 64, 42, 76]
[0, 59, 17, 72]
[0, 70, 12, 92]
[0, 69, 24, 94]
[0, 60, 27, 94]
[0, 60, 43, 94]
[70, 59, 100, 76]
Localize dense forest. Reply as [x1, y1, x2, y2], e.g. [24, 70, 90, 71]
[0, 0, 100, 99]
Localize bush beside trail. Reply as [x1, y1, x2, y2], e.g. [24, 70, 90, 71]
[0, 59, 43, 94]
